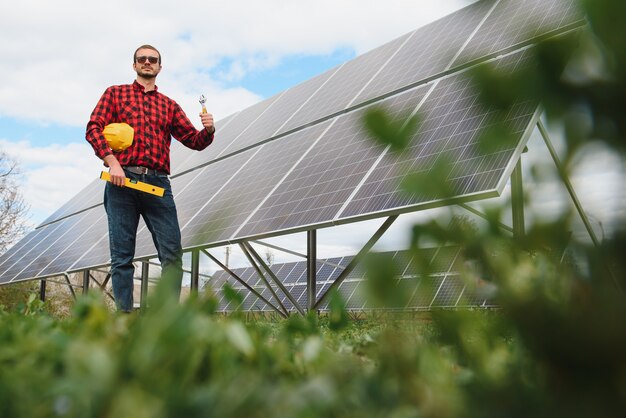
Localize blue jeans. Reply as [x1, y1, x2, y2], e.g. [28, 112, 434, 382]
[104, 170, 183, 312]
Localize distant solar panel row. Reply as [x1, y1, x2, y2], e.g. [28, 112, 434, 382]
[207, 247, 494, 312]
[0, 0, 584, 286]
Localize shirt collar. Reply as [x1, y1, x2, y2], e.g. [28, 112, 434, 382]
[133, 80, 158, 93]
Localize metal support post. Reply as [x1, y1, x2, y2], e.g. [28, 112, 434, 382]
[81, 270, 90, 295]
[537, 120, 600, 247]
[537, 120, 622, 295]
[307, 230, 317, 312]
[511, 159, 525, 238]
[243, 242, 306, 315]
[190, 249, 200, 294]
[62, 274, 77, 300]
[239, 243, 290, 315]
[39, 279, 47, 302]
[140, 261, 150, 309]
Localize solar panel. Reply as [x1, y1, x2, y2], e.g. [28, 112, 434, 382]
[340, 49, 539, 219]
[237, 84, 431, 238]
[174, 96, 282, 175]
[0, 228, 51, 284]
[38, 178, 104, 227]
[178, 121, 332, 250]
[224, 69, 340, 154]
[29, 207, 108, 280]
[432, 275, 465, 307]
[276, 32, 414, 135]
[452, 0, 583, 67]
[353, 0, 498, 106]
[0, 0, 582, 296]
[1, 211, 90, 284]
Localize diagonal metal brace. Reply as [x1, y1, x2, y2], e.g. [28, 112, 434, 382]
[242, 242, 306, 316]
[314, 215, 398, 310]
[202, 249, 287, 317]
[238, 243, 289, 316]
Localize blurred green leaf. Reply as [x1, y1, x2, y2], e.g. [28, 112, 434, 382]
[364, 106, 421, 153]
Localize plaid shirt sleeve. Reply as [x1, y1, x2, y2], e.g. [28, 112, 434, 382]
[170, 101, 214, 150]
[85, 86, 115, 160]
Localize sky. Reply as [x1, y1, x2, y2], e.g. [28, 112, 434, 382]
[0, 0, 624, 271]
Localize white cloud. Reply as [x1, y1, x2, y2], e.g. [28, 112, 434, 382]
[0, 0, 470, 126]
[0, 139, 100, 226]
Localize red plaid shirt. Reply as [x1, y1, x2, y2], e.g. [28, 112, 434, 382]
[86, 81, 213, 173]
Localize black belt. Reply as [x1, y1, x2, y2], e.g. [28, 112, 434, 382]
[123, 166, 167, 176]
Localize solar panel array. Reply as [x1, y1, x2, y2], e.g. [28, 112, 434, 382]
[208, 246, 494, 312]
[0, 0, 584, 287]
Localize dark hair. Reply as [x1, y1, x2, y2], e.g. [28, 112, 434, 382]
[134, 44, 161, 64]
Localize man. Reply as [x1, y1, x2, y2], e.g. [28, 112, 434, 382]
[86, 44, 215, 312]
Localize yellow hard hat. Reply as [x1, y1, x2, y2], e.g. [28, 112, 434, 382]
[103, 123, 134, 152]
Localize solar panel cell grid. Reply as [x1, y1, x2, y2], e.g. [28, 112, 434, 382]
[340, 51, 538, 219]
[453, 0, 583, 67]
[174, 95, 282, 174]
[354, 0, 497, 106]
[38, 178, 105, 227]
[6, 211, 90, 283]
[36, 207, 109, 279]
[409, 277, 443, 308]
[239, 84, 431, 238]
[229, 70, 339, 152]
[0, 229, 42, 272]
[291, 284, 307, 306]
[277, 32, 413, 135]
[181, 123, 330, 248]
[432, 275, 465, 307]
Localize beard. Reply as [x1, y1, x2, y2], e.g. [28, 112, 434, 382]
[137, 69, 157, 79]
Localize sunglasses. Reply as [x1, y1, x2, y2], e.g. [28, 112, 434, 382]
[135, 56, 159, 64]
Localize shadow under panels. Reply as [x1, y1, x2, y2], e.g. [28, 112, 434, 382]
[339, 49, 539, 220]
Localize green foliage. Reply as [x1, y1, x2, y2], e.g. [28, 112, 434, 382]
[1, 1, 625, 417]
[364, 106, 421, 153]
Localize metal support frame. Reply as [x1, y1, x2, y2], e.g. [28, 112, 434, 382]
[242, 242, 306, 315]
[458, 203, 514, 233]
[63, 273, 77, 300]
[511, 159, 525, 238]
[239, 243, 289, 315]
[252, 240, 345, 270]
[202, 249, 287, 317]
[81, 270, 90, 295]
[537, 120, 622, 294]
[537, 120, 601, 247]
[39, 279, 46, 302]
[314, 215, 398, 310]
[307, 230, 317, 312]
[190, 249, 200, 294]
[140, 261, 150, 309]
[88, 273, 115, 301]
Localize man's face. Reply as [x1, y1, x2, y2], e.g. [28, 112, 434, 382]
[133, 48, 161, 79]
